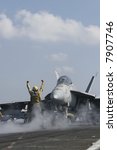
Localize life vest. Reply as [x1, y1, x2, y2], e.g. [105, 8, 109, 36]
[30, 91, 41, 103]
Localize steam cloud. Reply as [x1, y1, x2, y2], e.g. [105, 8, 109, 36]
[0, 109, 69, 134]
[0, 105, 99, 134]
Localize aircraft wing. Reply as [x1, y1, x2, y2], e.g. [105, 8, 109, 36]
[70, 90, 100, 112]
[70, 90, 95, 99]
[0, 101, 30, 112]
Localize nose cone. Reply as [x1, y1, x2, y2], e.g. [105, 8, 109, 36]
[52, 94, 59, 100]
[51, 90, 64, 101]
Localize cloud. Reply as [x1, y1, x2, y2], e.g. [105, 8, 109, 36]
[47, 52, 68, 62]
[0, 10, 100, 45]
[0, 14, 17, 38]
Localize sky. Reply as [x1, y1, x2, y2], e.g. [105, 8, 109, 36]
[0, 0, 100, 103]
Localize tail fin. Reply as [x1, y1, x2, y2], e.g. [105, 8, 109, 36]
[85, 73, 98, 93]
[85, 76, 95, 93]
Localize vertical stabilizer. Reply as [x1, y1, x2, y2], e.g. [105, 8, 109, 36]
[85, 76, 95, 93]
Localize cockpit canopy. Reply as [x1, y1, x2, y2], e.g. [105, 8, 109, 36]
[57, 75, 72, 86]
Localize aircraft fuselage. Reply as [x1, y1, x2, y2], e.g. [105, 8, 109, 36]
[50, 83, 72, 106]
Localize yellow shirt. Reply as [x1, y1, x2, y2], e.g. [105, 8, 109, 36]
[30, 90, 41, 103]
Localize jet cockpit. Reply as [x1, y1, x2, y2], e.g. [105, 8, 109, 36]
[57, 76, 72, 86]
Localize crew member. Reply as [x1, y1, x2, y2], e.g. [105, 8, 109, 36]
[26, 80, 44, 122]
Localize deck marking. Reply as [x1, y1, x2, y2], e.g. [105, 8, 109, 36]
[7, 142, 16, 149]
[87, 139, 100, 150]
[7, 135, 23, 149]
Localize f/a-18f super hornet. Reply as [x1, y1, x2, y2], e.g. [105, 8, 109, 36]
[43, 73, 100, 120]
[0, 73, 99, 123]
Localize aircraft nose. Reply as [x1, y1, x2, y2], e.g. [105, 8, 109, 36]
[52, 94, 58, 99]
[51, 90, 64, 101]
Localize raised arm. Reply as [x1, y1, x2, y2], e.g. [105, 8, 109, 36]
[39, 80, 45, 95]
[26, 81, 31, 93]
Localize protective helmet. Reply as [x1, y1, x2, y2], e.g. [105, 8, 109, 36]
[32, 86, 38, 91]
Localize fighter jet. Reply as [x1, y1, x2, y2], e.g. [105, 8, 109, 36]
[0, 74, 99, 123]
[43, 74, 99, 120]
